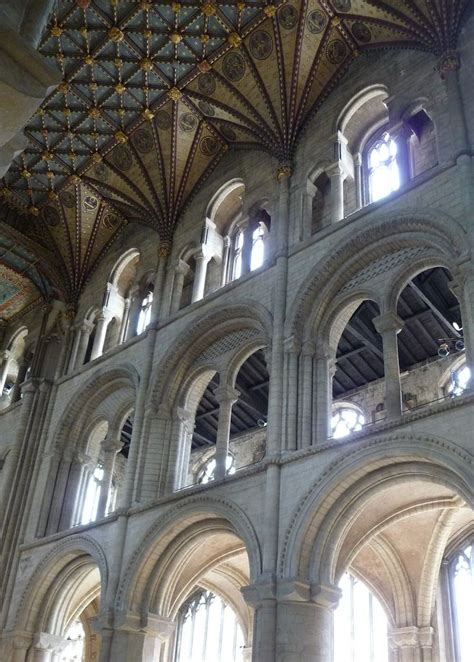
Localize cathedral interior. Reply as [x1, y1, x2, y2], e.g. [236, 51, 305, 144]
[0, 1, 473, 661]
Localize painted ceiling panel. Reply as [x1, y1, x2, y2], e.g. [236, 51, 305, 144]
[0, 0, 469, 312]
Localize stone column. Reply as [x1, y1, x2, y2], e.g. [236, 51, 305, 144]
[10, 356, 29, 403]
[73, 320, 94, 370]
[118, 297, 131, 344]
[284, 337, 300, 451]
[389, 627, 423, 662]
[150, 242, 171, 322]
[58, 452, 89, 530]
[0, 349, 11, 393]
[170, 260, 189, 314]
[191, 252, 210, 303]
[327, 162, 346, 224]
[451, 267, 474, 382]
[300, 341, 315, 448]
[302, 182, 316, 240]
[238, 221, 252, 276]
[90, 310, 112, 361]
[97, 440, 123, 518]
[221, 236, 231, 286]
[97, 611, 175, 662]
[31, 633, 66, 662]
[390, 122, 412, 186]
[214, 385, 239, 480]
[242, 581, 277, 662]
[374, 312, 404, 419]
[313, 343, 335, 445]
[354, 152, 363, 208]
[439, 52, 469, 161]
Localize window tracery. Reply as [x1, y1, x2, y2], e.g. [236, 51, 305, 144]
[367, 131, 400, 203]
[175, 590, 244, 662]
[334, 573, 389, 662]
[197, 454, 235, 484]
[331, 405, 366, 439]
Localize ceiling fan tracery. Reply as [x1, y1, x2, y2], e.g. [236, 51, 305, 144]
[0, 0, 469, 309]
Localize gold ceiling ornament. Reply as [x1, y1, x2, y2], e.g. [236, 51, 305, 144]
[115, 82, 126, 94]
[89, 81, 98, 90]
[140, 58, 154, 71]
[92, 152, 103, 163]
[158, 240, 172, 257]
[2, 188, 12, 198]
[168, 86, 182, 101]
[198, 60, 212, 73]
[64, 108, 72, 116]
[42, 151, 54, 161]
[47, 170, 55, 179]
[439, 50, 461, 77]
[263, 5, 276, 18]
[68, 174, 81, 185]
[88, 107, 101, 118]
[21, 169, 32, 179]
[170, 31, 182, 44]
[143, 29, 152, 38]
[143, 108, 155, 121]
[109, 27, 125, 42]
[172, 2, 181, 12]
[200, 34, 210, 44]
[80, 26, 88, 37]
[84, 55, 95, 65]
[118, 108, 126, 116]
[91, 131, 99, 140]
[140, 1, 152, 10]
[201, 2, 217, 17]
[115, 131, 128, 143]
[37, 108, 46, 116]
[114, 57, 123, 68]
[48, 190, 59, 200]
[58, 82, 69, 94]
[228, 32, 242, 48]
[29, 206, 40, 216]
[237, 2, 246, 12]
[276, 164, 293, 181]
[50, 25, 63, 38]
[331, 16, 341, 27]
[68, 151, 76, 159]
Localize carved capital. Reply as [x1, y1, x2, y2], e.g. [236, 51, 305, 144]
[311, 583, 341, 610]
[388, 626, 420, 650]
[214, 384, 240, 405]
[439, 50, 461, 78]
[373, 311, 404, 335]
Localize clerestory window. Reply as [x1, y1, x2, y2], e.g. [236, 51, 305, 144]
[136, 288, 153, 334]
[448, 365, 471, 397]
[80, 463, 103, 525]
[367, 131, 400, 203]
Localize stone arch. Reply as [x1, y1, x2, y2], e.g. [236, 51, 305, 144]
[206, 177, 245, 225]
[149, 302, 272, 410]
[117, 495, 262, 617]
[280, 434, 473, 582]
[108, 247, 140, 291]
[285, 211, 468, 342]
[13, 534, 107, 633]
[335, 83, 389, 136]
[52, 363, 139, 455]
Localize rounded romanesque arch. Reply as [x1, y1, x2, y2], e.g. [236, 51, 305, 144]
[12, 534, 107, 633]
[280, 434, 473, 581]
[285, 210, 468, 343]
[149, 301, 272, 411]
[116, 495, 262, 618]
[52, 363, 139, 455]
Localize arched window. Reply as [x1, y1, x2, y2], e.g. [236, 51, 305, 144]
[250, 224, 265, 271]
[60, 619, 85, 662]
[232, 229, 244, 280]
[136, 287, 153, 334]
[80, 463, 103, 525]
[367, 131, 400, 202]
[334, 573, 389, 662]
[331, 404, 366, 439]
[175, 590, 244, 662]
[197, 454, 235, 484]
[447, 365, 471, 397]
[449, 538, 474, 661]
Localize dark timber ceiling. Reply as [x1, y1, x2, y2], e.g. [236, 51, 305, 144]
[0, 0, 470, 314]
[333, 267, 462, 397]
[193, 348, 269, 448]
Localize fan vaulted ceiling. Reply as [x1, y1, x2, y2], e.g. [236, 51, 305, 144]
[0, 0, 469, 316]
